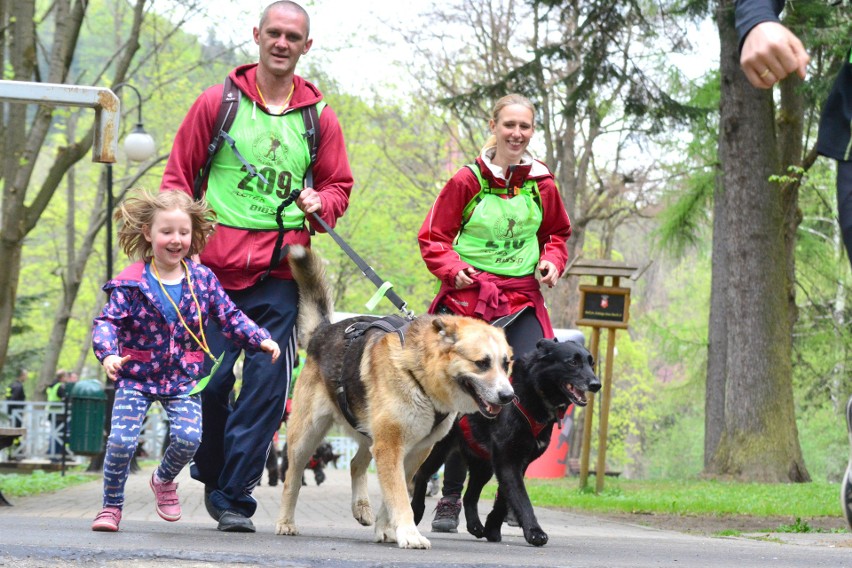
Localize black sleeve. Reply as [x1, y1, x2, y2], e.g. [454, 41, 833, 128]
[735, 0, 785, 53]
[10, 381, 25, 401]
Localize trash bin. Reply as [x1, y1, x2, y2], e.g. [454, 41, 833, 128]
[68, 379, 107, 455]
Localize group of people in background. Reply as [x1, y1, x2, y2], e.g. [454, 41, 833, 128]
[0, 0, 832, 538]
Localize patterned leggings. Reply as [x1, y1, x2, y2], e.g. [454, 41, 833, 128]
[102, 387, 202, 509]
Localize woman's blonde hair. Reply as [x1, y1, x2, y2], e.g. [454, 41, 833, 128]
[115, 189, 217, 261]
[481, 93, 537, 153]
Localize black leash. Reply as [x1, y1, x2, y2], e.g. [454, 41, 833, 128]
[267, 188, 414, 320]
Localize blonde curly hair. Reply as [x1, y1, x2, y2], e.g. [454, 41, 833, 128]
[115, 189, 217, 261]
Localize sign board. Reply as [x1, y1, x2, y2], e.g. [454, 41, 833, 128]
[576, 285, 630, 329]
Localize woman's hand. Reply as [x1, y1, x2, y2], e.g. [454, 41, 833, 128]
[261, 339, 281, 364]
[538, 260, 559, 288]
[102, 354, 130, 381]
[454, 267, 477, 289]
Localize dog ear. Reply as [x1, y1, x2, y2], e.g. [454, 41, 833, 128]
[536, 338, 557, 352]
[432, 317, 458, 345]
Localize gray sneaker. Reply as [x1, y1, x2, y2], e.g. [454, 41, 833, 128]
[431, 495, 461, 533]
[505, 507, 519, 527]
[842, 395, 852, 531]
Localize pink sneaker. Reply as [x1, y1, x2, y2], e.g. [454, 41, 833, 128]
[149, 471, 181, 522]
[92, 507, 122, 532]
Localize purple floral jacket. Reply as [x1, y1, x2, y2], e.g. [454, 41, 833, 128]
[92, 259, 270, 396]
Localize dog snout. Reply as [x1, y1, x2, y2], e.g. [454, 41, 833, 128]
[498, 386, 515, 405]
[588, 375, 602, 393]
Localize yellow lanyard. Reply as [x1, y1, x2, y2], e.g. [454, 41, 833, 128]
[151, 259, 215, 362]
[256, 82, 294, 114]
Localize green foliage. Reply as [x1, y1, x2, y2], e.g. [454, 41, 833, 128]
[309, 91, 453, 315]
[588, 332, 659, 474]
[14, 2, 237, 380]
[775, 517, 812, 533]
[797, 402, 847, 483]
[0, 470, 95, 498]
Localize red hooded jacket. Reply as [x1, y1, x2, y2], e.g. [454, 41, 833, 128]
[418, 153, 571, 333]
[161, 63, 353, 290]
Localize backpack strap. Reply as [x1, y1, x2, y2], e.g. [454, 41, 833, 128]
[301, 103, 321, 189]
[460, 162, 543, 229]
[194, 76, 241, 200]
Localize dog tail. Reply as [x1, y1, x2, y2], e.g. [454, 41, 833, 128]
[288, 244, 333, 345]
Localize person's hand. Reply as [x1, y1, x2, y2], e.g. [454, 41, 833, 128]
[538, 260, 559, 288]
[296, 187, 322, 215]
[454, 266, 477, 289]
[102, 354, 130, 381]
[740, 21, 809, 89]
[261, 338, 281, 363]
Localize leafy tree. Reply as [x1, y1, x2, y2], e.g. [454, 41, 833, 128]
[1, 1, 238, 386]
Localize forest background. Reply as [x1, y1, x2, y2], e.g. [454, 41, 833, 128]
[1, 0, 850, 486]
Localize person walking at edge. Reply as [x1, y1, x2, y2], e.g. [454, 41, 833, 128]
[418, 93, 571, 532]
[734, 0, 852, 531]
[90, 189, 280, 532]
[160, 0, 353, 532]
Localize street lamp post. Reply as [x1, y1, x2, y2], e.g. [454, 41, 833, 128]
[92, 82, 157, 476]
[105, 82, 156, 282]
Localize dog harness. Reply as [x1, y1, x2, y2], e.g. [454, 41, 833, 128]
[334, 315, 450, 439]
[457, 399, 568, 461]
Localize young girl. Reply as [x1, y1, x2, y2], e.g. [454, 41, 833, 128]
[91, 189, 280, 532]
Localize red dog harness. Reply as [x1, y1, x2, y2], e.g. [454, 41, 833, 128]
[458, 399, 570, 460]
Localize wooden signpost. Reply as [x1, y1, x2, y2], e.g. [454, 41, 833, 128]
[565, 258, 646, 493]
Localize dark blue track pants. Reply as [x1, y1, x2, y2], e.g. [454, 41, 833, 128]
[190, 277, 298, 517]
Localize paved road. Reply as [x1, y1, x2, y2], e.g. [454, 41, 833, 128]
[1, 465, 851, 567]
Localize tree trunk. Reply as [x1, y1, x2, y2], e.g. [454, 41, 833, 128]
[708, 0, 809, 482]
[705, 159, 728, 468]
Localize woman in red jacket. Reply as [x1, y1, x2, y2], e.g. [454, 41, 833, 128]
[418, 93, 572, 532]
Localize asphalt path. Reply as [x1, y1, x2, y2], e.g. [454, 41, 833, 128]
[1, 466, 851, 567]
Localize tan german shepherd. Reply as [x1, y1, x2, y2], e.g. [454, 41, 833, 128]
[275, 245, 515, 549]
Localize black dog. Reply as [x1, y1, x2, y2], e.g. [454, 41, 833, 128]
[410, 338, 600, 547]
[278, 441, 341, 486]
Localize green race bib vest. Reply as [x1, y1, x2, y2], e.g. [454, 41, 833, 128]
[206, 98, 325, 230]
[45, 382, 62, 402]
[453, 164, 543, 277]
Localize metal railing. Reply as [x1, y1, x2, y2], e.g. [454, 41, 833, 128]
[1, 400, 362, 469]
[0, 400, 167, 463]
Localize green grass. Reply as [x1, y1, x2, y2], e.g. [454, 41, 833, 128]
[0, 468, 97, 498]
[481, 477, 841, 518]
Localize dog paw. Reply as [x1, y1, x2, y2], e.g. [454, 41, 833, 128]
[525, 528, 548, 547]
[373, 523, 396, 543]
[396, 525, 431, 549]
[466, 520, 485, 538]
[484, 526, 502, 542]
[274, 520, 299, 536]
[352, 498, 374, 526]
